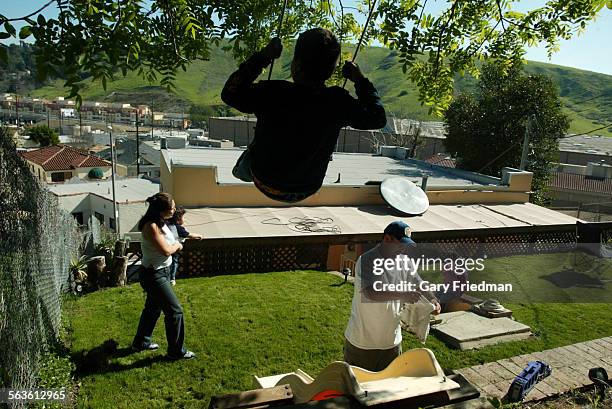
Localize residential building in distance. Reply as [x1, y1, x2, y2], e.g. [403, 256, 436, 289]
[424, 153, 456, 168]
[0, 94, 151, 125]
[20, 145, 112, 183]
[558, 134, 611, 165]
[549, 161, 612, 221]
[207, 116, 448, 159]
[47, 178, 160, 233]
[98, 138, 162, 179]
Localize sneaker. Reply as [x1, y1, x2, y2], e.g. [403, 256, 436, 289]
[132, 343, 160, 352]
[171, 280, 176, 286]
[167, 350, 196, 360]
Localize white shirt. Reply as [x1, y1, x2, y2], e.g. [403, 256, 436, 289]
[344, 245, 422, 350]
[141, 224, 176, 270]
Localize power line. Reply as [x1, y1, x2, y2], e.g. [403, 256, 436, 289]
[569, 92, 612, 105]
[566, 123, 612, 138]
[476, 140, 521, 174]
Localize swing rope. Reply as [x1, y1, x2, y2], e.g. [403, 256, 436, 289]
[342, 0, 377, 89]
[268, 0, 290, 80]
[267, 0, 378, 86]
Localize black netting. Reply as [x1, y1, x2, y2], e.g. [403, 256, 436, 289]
[0, 127, 79, 407]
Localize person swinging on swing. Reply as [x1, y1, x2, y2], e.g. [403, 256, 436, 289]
[221, 28, 387, 203]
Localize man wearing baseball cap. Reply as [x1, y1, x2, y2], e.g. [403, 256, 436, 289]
[343, 221, 440, 371]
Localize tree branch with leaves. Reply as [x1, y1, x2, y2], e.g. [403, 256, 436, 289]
[0, 0, 609, 112]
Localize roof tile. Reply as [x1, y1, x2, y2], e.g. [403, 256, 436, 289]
[550, 172, 612, 195]
[424, 153, 456, 168]
[20, 145, 110, 171]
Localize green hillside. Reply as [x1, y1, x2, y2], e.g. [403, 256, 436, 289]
[29, 44, 612, 136]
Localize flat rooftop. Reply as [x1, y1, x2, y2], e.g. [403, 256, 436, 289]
[559, 135, 612, 156]
[47, 177, 159, 203]
[179, 203, 578, 240]
[166, 148, 499, 188]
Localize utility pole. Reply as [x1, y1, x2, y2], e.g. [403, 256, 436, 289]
[108, 122, 120, 234]
[519, 115, 533, 170]
[79, 108, 83, 145]
[46, 104, 50, 128]
[15, 94, 19, 125]
[136, 109, 140, 176]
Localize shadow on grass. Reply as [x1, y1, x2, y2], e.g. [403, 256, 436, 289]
[73, 339, 167, 376]
[540, 269, 606, 289]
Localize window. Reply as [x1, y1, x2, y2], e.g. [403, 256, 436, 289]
[51, 172, 66, 182]
[109, 218, 116, 231]
[72, 212, 84, 225]
[94, 212, 104, 224]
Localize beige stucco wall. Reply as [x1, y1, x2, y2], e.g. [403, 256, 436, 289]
[161, 154, 532, 207]
[27, 161, 47, 183]
[54, 191, 147, 234]
[549, 188, 611, 206]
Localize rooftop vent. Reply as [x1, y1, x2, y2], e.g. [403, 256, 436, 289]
[586, 161, 612, 180]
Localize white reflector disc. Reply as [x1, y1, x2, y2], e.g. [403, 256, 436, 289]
[380, 177, 429, 215]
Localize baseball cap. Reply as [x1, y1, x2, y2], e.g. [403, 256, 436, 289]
[384, 221, 415, 245]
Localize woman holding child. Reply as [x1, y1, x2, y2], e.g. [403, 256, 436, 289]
[131, 192, 195, 360]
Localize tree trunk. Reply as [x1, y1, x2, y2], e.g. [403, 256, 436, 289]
[87, 256, 106, 289]
[114, 240, 127, 257]
[111, 256, 128, 287]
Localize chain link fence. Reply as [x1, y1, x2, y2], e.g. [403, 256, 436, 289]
[553, 202, 612, 222]
[0, 128, 80, 407]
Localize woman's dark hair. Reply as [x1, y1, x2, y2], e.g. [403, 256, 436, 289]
[294, 28, 340, 82]
[167, 206, 186, 225]
[138, 192, 174, 231]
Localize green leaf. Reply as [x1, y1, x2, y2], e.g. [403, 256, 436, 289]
[3, 22, 16, 37]
[0, 32, 10, 40]
[19, 26, 32, 39]
[37, 14, 46, 26]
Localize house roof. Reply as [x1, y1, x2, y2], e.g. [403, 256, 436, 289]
[20, 145, 111, 171]
[170, 203, 579, 240]
[550, 172, 612, 195]
[165, 148, 499, 188]
[424, 153, 456, 168]
[47, 177, 160, 203]
[98, 139, 161, 167]
[386, 118, 447, 139]
[558, 135, 612, 157]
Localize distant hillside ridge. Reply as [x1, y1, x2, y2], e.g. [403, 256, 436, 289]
[6, 42, 610, 136]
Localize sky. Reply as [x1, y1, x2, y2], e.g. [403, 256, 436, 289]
[2, 0, 611, 75]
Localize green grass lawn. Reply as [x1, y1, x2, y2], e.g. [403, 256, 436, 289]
[63, 266, 612, 408]
[418, 252, 612, 303]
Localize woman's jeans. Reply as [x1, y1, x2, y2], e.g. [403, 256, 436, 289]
[170, 255, 179, 281]
[133, 266, 186, 357]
